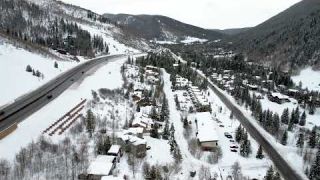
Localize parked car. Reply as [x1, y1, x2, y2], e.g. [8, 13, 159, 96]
[224, 132, 232, 138]
[230, 149, 237, 152]
[146, 146, 151, 150]
[219, 124, 225, 127]
[229, 139, 235, 143]
[230, 145, 239, 149]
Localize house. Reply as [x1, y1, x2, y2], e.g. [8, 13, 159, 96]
[125, 127, 144, 138]
[107, 145, 122, 162]
[87, 155, 117, 180]
[117, 133, 147, 158]
[145, 65, 158, 72]
[194, 112, 219, 151]
[247, 84, 258, 91]
[268, 92, 290, 104]
[101, 176, 123, 180]
[132, 114, 154, 132]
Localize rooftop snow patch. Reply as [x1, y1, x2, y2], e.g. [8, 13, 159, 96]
[194, 112, 219, 142]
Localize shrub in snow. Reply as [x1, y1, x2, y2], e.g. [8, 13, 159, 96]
[54, 61, 58, 68]
[26, 65, 33, 72]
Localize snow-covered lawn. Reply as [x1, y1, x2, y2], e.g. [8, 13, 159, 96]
[292, 67, 320, 91]
[0, 56, 127, 161]
[0, 42, 78, 106]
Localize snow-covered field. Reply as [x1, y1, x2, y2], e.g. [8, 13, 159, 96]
[292, 67, 320, 91]
[0, 56, 127, 160]
[0, 42, 77, 106]
[181, 36, 208, 44]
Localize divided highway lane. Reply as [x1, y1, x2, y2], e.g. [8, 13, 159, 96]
[195, 72, 306, 180]
[0, 54, 126, 134]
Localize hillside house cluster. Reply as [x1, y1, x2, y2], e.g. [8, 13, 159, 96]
[187, 86, 211, 112]
[145, 65, 160, 84]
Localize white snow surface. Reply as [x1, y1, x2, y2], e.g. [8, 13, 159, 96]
[0, 42, 77, 106]
[181, 36, 208, 44]
[292, 67, 320, 91]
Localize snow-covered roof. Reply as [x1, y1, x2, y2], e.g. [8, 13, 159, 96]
[194, 112, 219, 142]
[117, 133, 147, 146]
[88, 155, 115, 175]
[101, 176, 123, 180]
[108, 145, 121, 154]
[126, 127, 144, 134]
[271, 92, 289, 100]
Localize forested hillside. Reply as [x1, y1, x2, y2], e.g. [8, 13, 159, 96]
[104, 14, 225, 41]
[0, 0, 145, 58]
[233, 0, 320, 70]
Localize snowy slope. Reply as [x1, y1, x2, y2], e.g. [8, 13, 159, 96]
[0, 41, 77, 106]
[292, 67, 320, 91]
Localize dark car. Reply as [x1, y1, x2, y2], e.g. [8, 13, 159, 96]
[230, 145, 239, 149]
[224, 132, 232, 138]
[230, 149, 237, 152]
[219, 124, 225, 127]
[146, 146, 151, 150]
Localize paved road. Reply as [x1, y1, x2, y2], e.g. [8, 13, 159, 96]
[201, 75, 306, 180]
[0, 54, 126, 134]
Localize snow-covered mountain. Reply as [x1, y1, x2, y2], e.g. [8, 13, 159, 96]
[104, 13, 225, 43]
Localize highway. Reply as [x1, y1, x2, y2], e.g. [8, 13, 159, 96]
[205, 79, 306, 180]
[0, 54, 126, 136]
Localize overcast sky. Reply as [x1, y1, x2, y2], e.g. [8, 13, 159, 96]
[62, 0, 301, 29]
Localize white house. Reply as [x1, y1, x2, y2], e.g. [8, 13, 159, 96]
[87, 155, 117, 180]
[194, 112, 219, 151]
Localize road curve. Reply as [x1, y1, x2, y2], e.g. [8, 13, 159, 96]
[200, 74, 306, 180]
[0, 54, 126, 134]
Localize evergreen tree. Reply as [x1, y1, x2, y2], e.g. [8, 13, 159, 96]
[272, 113, 280, 134]
[256, 145, 264, 159]
[293, 107, 300, 124]
[265, 166, 274, 180]
[273, 172, 281, 180]
[309, 126, 317, 148]
[150, 124, 159, 139]
[281, 130, 288, 145]
[240, 131, 251, 157]
[183, 117, 188, 128]
[162, 120, 170, 140]
[26, 65, 33, 72]
[281, 108, 289, 124]
[299, 111, 307, 126]
[54, 61, 58, 68]
[309, 149, 320, 180]
[235, 125, 243, 143]
[136, 104, 141, 112]
[86, 109, 95, 137]
[296, 133, 304, 149]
